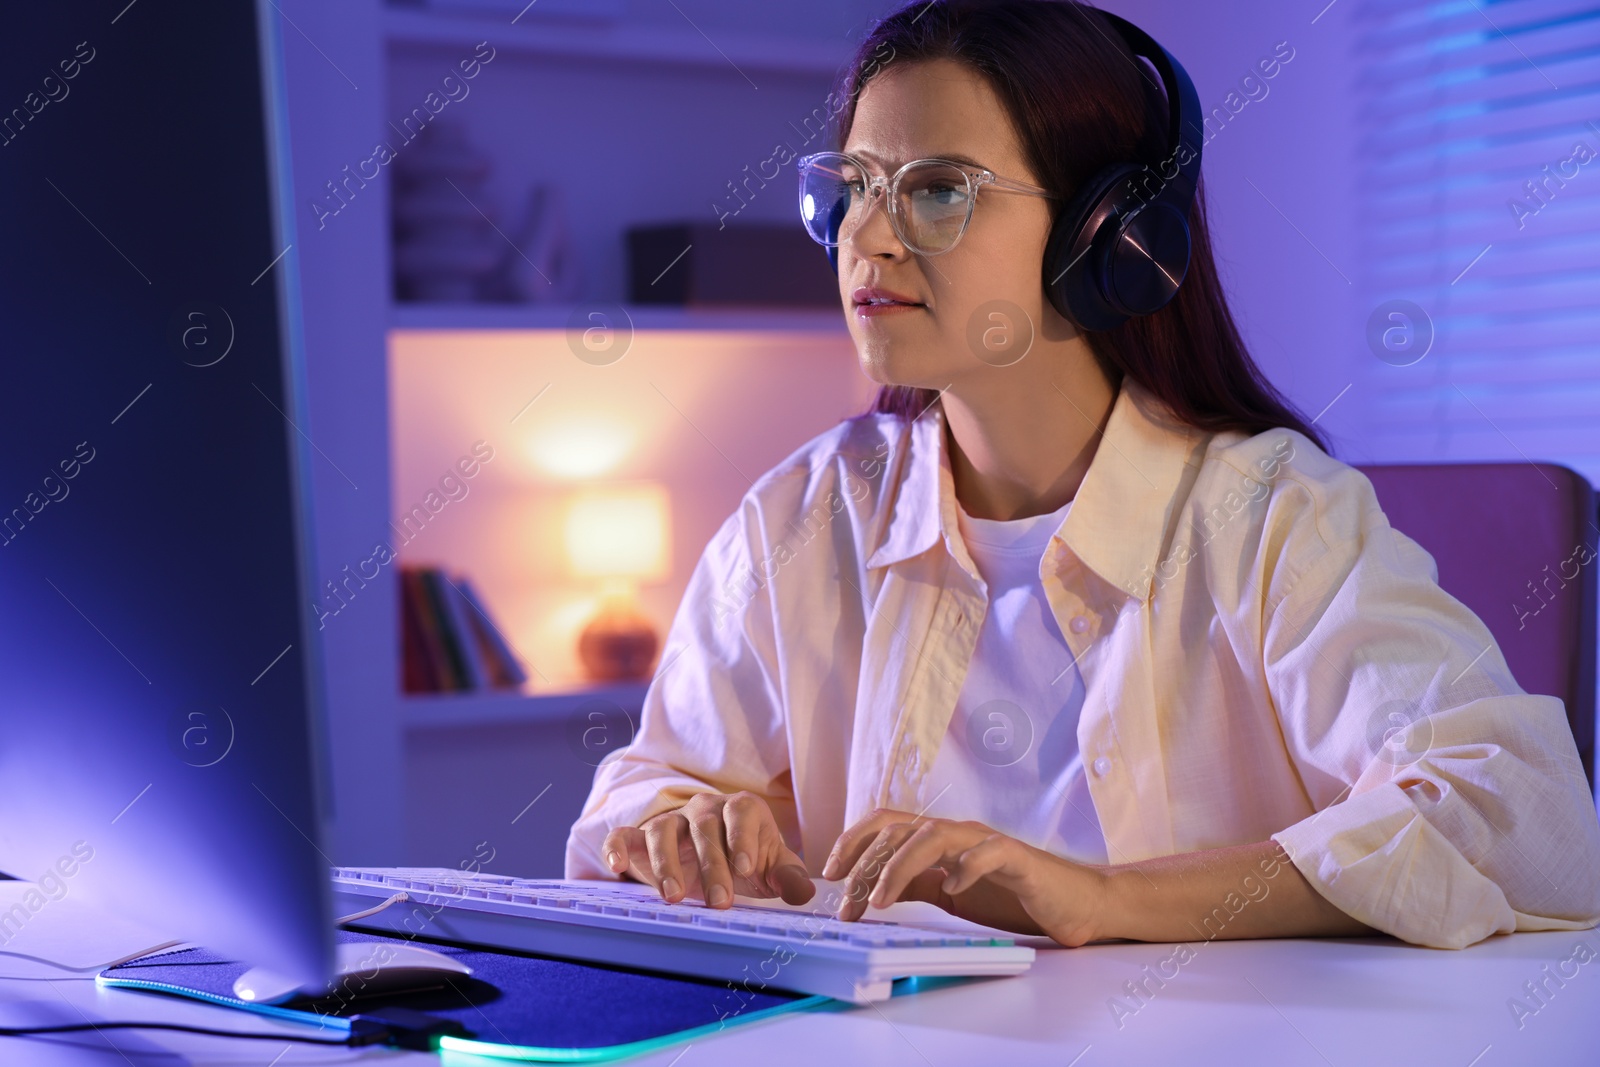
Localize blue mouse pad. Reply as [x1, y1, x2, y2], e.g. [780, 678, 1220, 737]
[98, 928, 843, 1061]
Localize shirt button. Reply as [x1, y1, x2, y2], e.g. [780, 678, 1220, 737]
[1070, 615, 1090, 633]
[1092, 756, 1111, 776]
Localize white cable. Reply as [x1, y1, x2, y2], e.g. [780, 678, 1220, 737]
[335, 891, 409, 925]
[0, 940, 187, 974]
[0, 891, 411, 975]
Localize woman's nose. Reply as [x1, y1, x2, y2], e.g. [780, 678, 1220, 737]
[843, 185, 906, 263]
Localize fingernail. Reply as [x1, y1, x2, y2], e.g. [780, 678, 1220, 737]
[662, 876, 680, 901]
[605, 850, 621, 872]
[709, 884, 729, 906]
[734, 853, 754, 876]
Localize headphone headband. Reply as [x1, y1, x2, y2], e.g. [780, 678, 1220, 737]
[1092, 10, 1202, 215]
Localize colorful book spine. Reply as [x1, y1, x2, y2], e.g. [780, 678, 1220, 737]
[399, 564, 529, 694]
[437, 571, 488, 690]
[418, 568, 469, 690]
[457, 576, 529, 688]
[401, 566, 451, 692]
[399, 567, 435, 693]
[456, 586, 511, 689]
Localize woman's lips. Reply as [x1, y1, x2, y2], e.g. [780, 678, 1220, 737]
[854, 301, 925, 318]
[850, 285, 925, 320]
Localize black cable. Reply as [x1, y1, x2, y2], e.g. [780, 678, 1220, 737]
[0, 1021, 354, 1045]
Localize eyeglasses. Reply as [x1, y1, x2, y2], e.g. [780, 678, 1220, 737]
[796, 151, 1057, 257]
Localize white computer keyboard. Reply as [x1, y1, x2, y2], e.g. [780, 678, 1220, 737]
[330, 866, 1034, 1004]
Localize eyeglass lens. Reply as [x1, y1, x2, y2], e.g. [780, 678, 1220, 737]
[800, 156, 973, 254]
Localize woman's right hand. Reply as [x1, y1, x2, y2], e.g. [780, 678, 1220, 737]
[601, 791, 816, 909]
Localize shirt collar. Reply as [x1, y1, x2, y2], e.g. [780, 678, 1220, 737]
[864, 376, 1204, 602]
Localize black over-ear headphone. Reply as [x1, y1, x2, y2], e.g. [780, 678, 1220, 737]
[826, 6, 1202, 333]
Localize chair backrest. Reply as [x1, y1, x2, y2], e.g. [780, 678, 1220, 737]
[1355, 462, 1597, 791]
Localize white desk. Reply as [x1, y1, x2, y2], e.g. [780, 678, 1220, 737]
[2, 881, 1595, 1065]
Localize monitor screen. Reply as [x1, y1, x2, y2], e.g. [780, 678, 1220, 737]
[0, 0, 333, 990]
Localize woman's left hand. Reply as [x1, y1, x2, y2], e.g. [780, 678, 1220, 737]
[820, 808, 1111, 947]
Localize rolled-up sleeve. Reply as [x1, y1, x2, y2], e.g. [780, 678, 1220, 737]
[564, 497, 797, 880]
[1262, 467, 1600, 949]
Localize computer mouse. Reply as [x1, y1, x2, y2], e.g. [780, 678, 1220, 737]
[233, 941, 474, 1004]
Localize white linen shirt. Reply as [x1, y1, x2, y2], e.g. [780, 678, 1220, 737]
[565, 376, 1600, 949]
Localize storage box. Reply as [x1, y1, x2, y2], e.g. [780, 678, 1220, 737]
[627, 222, 840, 308]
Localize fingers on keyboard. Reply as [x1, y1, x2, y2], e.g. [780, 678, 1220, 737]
[770, 861, 817, 906]
[644, 810, 692, 903]
[601, 826, 635, 873]
[723, 793, 765, 884]
[686, 810, 734, 908]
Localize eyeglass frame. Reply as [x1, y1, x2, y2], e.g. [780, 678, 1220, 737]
[796, 151, 1059, 256]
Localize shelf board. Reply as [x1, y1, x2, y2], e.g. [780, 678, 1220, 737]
[389, 302, 848, 333]
[383, 7, 853, 78]
[403, 679, 651, 731]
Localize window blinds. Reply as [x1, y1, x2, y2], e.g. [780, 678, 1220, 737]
[1355, 0, 1600, 483]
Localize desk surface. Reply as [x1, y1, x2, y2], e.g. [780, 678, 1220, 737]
[2, 882, 1596, 1065]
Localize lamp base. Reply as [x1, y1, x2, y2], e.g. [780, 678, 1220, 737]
[577, 597, 659, 683]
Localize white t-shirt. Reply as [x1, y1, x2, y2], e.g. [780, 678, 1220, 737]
[919, 494, 1108, 864]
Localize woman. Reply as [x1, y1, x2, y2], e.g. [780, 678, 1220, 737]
[565, 0, 1600, 950]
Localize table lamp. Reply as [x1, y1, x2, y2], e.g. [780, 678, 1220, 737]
[563, 483, 671, 683]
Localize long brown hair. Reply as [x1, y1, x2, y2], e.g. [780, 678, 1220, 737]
[834, 0, 1333, 455]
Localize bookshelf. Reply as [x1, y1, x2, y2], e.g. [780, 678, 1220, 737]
[282, 0, 877, 873]
[378, 0, 863, 729]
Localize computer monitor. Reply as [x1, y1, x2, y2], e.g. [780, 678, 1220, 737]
[0, 0, 335, 992]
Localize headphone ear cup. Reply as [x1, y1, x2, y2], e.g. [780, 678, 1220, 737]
[1107, 199, 1191, 316]
[1043, 162, 1143, 331]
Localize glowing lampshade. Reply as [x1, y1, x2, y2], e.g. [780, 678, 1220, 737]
[563, 484, 671, 583]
